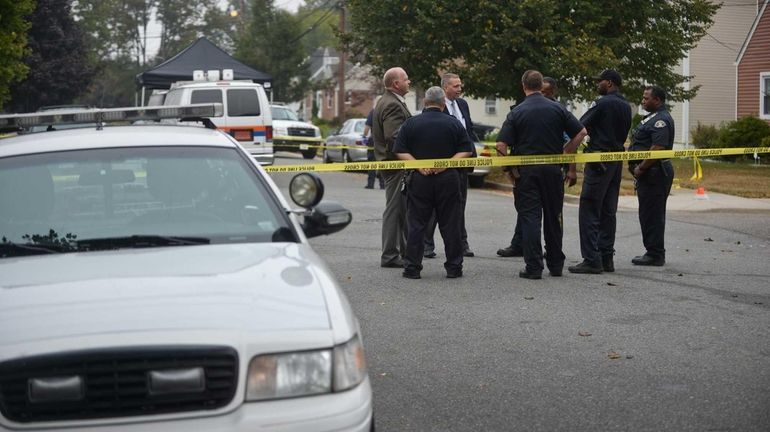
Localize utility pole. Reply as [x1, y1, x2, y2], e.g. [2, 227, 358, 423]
[337, 0, 346, 122]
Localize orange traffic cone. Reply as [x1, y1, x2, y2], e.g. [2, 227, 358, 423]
[695, 186, 709, 200]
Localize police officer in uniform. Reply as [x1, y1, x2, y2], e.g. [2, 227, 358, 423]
[394, 86, 473, 279]
[496, 70, 587, 279]
[629, 85, 675, 266]
[568, 69, 632, 274]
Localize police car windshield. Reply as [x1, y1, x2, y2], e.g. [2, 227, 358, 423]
[0, 146, 296, 256]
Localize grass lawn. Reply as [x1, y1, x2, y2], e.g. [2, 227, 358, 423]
[486, 157, 770, 198]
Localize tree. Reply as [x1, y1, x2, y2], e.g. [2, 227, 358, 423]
[0, 0, 34, 110]
[296, 0, 339, 56]
[344, 0, 719, 103]
[235, 0, 310, 102]
[8, 0, 95, 112]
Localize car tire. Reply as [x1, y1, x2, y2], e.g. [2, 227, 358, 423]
[301, 148, 317, 159]
[468, 175, 486, 188]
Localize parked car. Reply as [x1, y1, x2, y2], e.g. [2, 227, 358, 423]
[0, 104, 373, 431]
[323, 118, 369, 163]
[271, 105, 322, 159]
[468, 141, 491, 187]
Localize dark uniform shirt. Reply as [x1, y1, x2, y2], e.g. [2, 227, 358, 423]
[498, 93, 583, 155]
[580, 92, 632, 152]
[393, 108, 473, 158]
[630, 107, 675, 152]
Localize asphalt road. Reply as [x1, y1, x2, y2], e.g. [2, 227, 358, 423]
[270, 154, 770, 432]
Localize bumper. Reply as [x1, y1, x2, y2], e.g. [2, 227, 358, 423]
[273, 138, 322, 153]
[0, 378, 372, 432]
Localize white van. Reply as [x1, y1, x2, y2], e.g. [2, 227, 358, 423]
[163, 77, 273, 165]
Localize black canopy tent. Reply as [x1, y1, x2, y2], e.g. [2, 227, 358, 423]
[135, 37, 272, 104]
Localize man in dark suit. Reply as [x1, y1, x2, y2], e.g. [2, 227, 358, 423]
[372, 67, 412, 268]
[423, 73, 478, 259]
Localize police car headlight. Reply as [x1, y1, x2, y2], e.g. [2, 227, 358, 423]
[245, 335, 366, 401]
[246, 350, 332, 401]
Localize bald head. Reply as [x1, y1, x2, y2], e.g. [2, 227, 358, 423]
[383, 67, 411, 96]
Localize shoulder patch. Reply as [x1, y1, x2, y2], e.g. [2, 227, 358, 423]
[654, 120, 666, 128]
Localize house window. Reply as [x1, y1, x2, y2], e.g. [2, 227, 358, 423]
[761, 72, 770, 119]
[485, 97, 497, 115]
[327, 91, 333, 109]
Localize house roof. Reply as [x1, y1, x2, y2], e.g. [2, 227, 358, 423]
[735, 0, 770, 65]
[136, 38, 272, 89]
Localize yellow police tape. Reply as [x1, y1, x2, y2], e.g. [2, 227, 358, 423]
[263, 146, 770, 173]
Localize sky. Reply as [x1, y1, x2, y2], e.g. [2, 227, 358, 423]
[146, 0, 304, 58]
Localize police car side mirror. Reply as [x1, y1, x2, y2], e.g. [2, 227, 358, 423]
[301, 201, 352, 238]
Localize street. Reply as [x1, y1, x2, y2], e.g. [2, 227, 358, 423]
[271, 154, 770, 432]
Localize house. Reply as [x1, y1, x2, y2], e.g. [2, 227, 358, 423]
[668, 0, 759, 144]
[735, 0, 770, 123]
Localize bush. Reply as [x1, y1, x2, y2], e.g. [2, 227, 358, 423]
[763, 135, 770, 147]
[691, 122, 720, 149]
[718, 116, 770, 148]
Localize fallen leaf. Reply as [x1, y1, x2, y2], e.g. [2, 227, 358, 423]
[347, 276, 352, 280]
[380, 373, 388, 377]
[755, 302, 764, 305]
[608, 351, 621, 360]
[524, 296, 534, 300]
[736, 241, 741, 245]
[704, 237, 714, 242]
[730, 294, 738, 298]
[678, 273, 683, 277]
[578, 331, 592, 337]
[626, 355, 634, 360]
[607, 282, 617, 286]
[685, 249, 690, 252]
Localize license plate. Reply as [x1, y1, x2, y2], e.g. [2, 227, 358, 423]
[299, 144, 309, 150]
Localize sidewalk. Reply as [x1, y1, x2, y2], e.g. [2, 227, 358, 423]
[486, 181, 770, 212]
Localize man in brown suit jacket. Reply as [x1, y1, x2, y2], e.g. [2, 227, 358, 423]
[372, 67, 412, 267]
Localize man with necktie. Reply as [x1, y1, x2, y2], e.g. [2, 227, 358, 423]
[423, 73, 478, 259]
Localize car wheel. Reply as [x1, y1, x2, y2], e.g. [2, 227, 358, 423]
[301, 148, 317, 159]
[468, 174, 486, 188]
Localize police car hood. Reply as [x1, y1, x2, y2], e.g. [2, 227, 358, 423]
[0, 243, 335, 345]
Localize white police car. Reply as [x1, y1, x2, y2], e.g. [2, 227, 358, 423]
[0, 105, 373, 431]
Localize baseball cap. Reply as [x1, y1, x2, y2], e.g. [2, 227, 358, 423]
[593, 69, 622, 87]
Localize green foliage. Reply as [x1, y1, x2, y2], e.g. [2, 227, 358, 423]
[690, 122, 720, 149]
[718, 116, 770, 149]
[344, 0, 719, 103]
[77, 58, 144, 108]
[0, 0, 34, 109]
[156, 0, 231, 61]
[235, 0, 310, 102]
[8, 0, 96, 112]
[762, 135, 770, 147]
[296, 1, 339, 55]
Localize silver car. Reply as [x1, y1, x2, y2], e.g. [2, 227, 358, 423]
[323, 118, 369, 163]
[0, 105, 373, 431]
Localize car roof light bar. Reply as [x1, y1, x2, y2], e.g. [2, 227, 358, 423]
[0, 104, 224, 133]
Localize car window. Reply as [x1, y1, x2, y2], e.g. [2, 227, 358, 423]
[164, 89, 184, 106]
[340, 120, 352, 134]
[271, 107, 298, 121]
[0, 146, 296, 254]
[227, 89, 261, 117]
[353, 120, 365, 134]
[191, 89, 223, 104]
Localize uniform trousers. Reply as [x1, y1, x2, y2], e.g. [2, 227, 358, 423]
[380, 169, 407, 266]
[423, 170, 469, 253]
[509, 179, 523, 250]
[516, 165, 565, 274]
[578, 161, 622, 265]
[636, 161, 674, 259]
[404, 169, 463, 274]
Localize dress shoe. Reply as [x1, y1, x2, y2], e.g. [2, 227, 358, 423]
[381, 260, 404, 268]
[402, 270, 421, 279]
[364, 185, 374, 189]
[446, 270, 463, 279]
[631, 254, 665, 266]
[463, 249, 475, 257]
[549, 268, 563, 277]
[519, 270, 542, 280]
[602, 255, 615, 272]
[568, 261, 603, 274]
[424, 251, 437, 259]
[497, 246, 523, 257]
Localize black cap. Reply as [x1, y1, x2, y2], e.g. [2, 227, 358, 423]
[593, 69, 622, 87]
